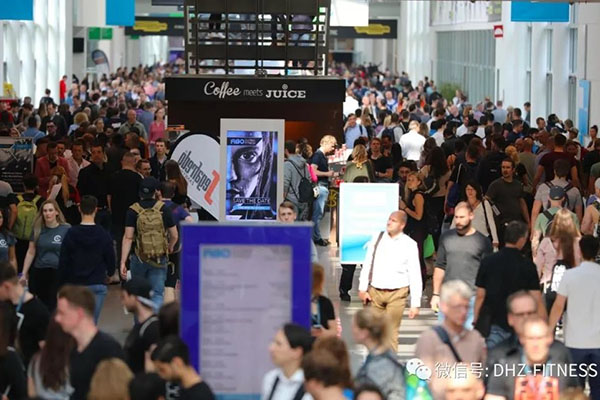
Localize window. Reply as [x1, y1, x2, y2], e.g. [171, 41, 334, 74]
[569, 28, 577, 75]
[546, 29, 553, 73]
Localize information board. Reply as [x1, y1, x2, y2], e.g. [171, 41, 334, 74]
[339, 183, 399, 264]
[181, 223, 312, 400]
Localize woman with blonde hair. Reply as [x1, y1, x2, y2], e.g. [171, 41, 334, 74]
[534, 208, 581, 310]
[20, 200, 70, 311]
[48, 166, 80, 225]
[88, 358, 133, 400]
[343, 144, 375, 183]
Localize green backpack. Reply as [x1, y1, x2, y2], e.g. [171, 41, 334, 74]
[13, 195, 40, 241]
[131, 201, 168, 266]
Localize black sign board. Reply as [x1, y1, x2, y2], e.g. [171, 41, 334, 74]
[151, 0, 183, 5]
[166, 76, 345, 103]
[329, 19, 398, 39]
[125, 17, 184, 37]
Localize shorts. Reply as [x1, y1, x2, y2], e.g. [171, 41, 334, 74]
[165, 251, 180, 288]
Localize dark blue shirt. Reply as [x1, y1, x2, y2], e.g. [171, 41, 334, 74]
[310, 149, 329, 184]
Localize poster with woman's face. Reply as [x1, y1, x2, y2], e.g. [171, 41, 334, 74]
[220, 120, 284, 221]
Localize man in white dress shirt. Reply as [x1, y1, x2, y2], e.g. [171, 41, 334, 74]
[358, 210, 422, 352]
[399, 121, 426, 161]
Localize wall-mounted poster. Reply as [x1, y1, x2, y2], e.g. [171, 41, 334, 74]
[220, 119, 284, 221]
[0, 137, 33, 192]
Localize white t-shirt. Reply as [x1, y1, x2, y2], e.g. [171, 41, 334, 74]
[557, 261, 600, 348]
[400, 131, 426, 161]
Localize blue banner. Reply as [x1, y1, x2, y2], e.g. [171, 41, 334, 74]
[579, 80, 591, 140]
[106, 0, 135, 26]
[181, 222, 312, 398]
[0, 0, 33, 20]
[339, 183, 399, 264]
[511, 1, 569, 23]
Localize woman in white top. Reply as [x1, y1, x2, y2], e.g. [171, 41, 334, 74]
[451, 180, 499, 249]
[262, 324, 313, 400]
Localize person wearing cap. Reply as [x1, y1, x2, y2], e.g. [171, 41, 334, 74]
[58, 194, 116, 323]
[531, 185, 579, 256]
[120, 177, 177, 309]
[581, 177, 600, 237]
[121, 276, 160, 374]
[531, 158, 583, 231]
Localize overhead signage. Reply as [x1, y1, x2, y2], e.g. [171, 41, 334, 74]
[181, 223, 312, 398]
[169, 133, 220, 219]
[511, 1, 569, 22]
[0, 0, 33, 20]
[329, 19, 398, 40]
[339, 183, 399, 264]
[166, 76, 345, 103]
[125, 16, 184, 36]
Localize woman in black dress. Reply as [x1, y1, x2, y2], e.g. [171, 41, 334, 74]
[400, 171, 428, 285]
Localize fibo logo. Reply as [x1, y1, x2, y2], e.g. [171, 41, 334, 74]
[203, 248, 231, 259]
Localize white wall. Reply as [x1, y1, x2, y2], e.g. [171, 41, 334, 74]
[578, 3, 600, 130]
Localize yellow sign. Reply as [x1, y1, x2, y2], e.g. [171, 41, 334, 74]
[354, 24, 391, 36]
[133, 20, 168, 33]
[2, 83, 15, 98]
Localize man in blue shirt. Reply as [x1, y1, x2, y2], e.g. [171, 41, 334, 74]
[22, 116, 45, 144]
[343, 114, 367, 149]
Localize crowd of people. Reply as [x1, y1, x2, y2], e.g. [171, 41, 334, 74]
[0, 59, 598, 400]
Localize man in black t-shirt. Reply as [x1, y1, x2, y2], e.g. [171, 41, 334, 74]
[152, 336, 216, 400]
[121, 277, 160, 374]
[78, 143, 112, 231]
[474, 221, 545, 349]
[310, 135, 337, 247]
[109, 151, 142, 276]
[0, 262, 49, 367]
[369, 137, 393, 182]
[55, 285, 124, 400]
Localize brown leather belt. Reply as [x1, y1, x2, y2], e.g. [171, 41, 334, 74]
[371, 287, 401, 292]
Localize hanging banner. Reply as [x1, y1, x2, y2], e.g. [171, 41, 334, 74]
[181, 223, 312, 398]
[220, 119, 284, 221]
[339, 183, 399, 264]
[0, 137, 34, 192]
[329, 20, 398, 40]
[511, 1, 569, 23]
[125, 17, 184, 36]
[91, 49, 110, 77]
[169, 133, 221, 220]
[106, 0, 135, 26]
[578, 80, 591, 139]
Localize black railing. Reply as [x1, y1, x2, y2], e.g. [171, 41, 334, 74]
[184, 0, 330, 76]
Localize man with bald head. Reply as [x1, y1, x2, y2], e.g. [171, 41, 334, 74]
[358, 210, 422, 351]
[445, 365, 485, 400]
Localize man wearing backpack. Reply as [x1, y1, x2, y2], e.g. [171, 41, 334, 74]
[531, 186, 579, 255]
[13, 174, 44, 271]
[283, 141, 311, 221]
[531, 158, 583, 229]
[120, 177, 178, 309]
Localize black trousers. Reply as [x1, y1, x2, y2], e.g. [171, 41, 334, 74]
[16, 239, 28, 274]
[29, 267, 58, 312]
[339, 264, 356, 295]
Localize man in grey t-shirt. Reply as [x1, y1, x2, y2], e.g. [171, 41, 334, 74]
[431, 202, 492, 329]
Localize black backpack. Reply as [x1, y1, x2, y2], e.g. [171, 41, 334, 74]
[544, 181, 575, 209]
[287, 161, 316, 203]
[542, 209, 556, 237]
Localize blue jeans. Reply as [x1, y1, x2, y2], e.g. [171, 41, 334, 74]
[312, 184, 329, 241]
[568, 347, 600, 399]
[486, 324, 513, 349]
[438, 295, 476, 330]
[129, 254, 167, 310]
[87, 284, 107, 324]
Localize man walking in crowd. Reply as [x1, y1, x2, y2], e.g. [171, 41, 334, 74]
[474, 221, 546, 348]
[534, 132, 580, 189]
[35, 141, 70, 196]
[416, 280, 486, 400]
[66, 139, 90, 188]
[284, 140, 310, 221]
[311, 135, 337, 246]
[549, 235, 600, 400]
[432, 202, 492, 328]
[486, 158, 530, 244]
[152, 336, 216, 400]
[121, 276, 160, 375]
[400, 120, 425, 161]
[343, 113, 367, 149]
[0, 261, 49, 367]
[150, 138, 168, 181]
[58, 195, 116, 323]
[55, 285, 124, 400]
[120, 177, 177, 309]
[531, 186, 579, 254]
[119, 109, 148, 139]
[358, 210, 422, 352]
[77, 143, 111, 231]
[13, 174, 44, 270]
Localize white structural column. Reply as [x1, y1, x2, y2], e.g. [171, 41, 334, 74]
[552, 23, 570, 120]
[529, 22, 548, 123]
[578, 3, 600, 128]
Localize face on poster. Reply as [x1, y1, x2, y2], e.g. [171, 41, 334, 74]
[221, 119, 284, 221]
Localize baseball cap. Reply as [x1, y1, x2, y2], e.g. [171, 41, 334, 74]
[122, 276, 155, 309]
[549, 186, 566, 200]
[139, 177, 159, 198]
